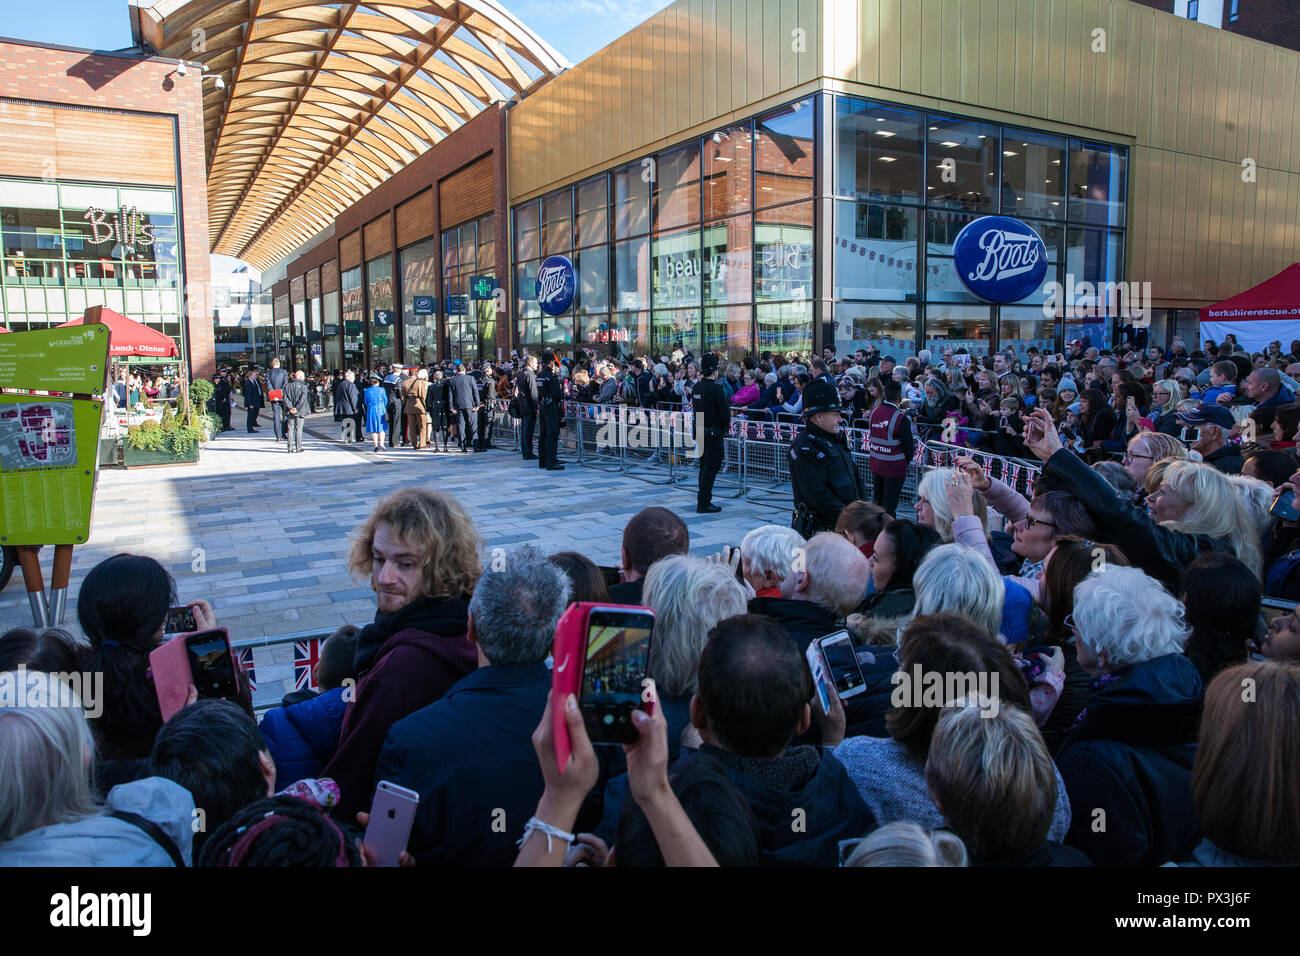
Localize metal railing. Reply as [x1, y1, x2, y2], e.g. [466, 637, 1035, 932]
[232, 629, 342, 718]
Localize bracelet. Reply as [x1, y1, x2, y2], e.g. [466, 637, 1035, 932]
[517, 816, 575, 854]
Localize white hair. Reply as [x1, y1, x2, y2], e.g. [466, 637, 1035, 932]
[654, 363, 668, 377]
[1226, 473, 1274, 535]
[417, 367, 429, 380]
[781, 533, 871, 617]
[764, 372, 777, 386]
[915, 468, 989, 541]
[345, 371, 355, 381]
[643, 556, 748, 698]
[0, 672, 99, 842]
[845, 821, 967, 867]
[1158, 461, 1263, 576]
[740, 525, 804, 581]
[1073, 566, 1190, 666]
[912, 543, 1004, 639]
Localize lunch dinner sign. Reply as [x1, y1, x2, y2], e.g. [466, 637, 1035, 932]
[952, 216, 1049, 304]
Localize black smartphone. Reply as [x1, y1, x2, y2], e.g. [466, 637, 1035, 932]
[164, 605, 196, 635]
[1270, 489, 1300, 522]
[184, 629, 240, 701]
[1181, 426, 1200, 443]
[580, 606, 655, 744]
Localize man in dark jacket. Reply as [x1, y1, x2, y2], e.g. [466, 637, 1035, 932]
[283, 369, 312, 453]
[693, 352, 729, 513]
[267, 357, 289, 442]
[213, 370, 233, 431]
[1057, 567, 1203, 866]
[747, 532, 870, 654]
[241, 368, 264, 433]
[790, 379, 864, 537]
[608, 506, 689, 605]
[322, 489, 479, 821]
[688, 614, 875, 865]
[516, 355, 540, 461]
[383, 365, 407, 448]
[376, 546, 571, 866]
[333, 371, 363, 442]
[536, 349, 565, 470]
[448, 362, 479, 453]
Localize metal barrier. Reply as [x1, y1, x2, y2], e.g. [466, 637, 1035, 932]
[231, 629, 342, 718]
[485, 399, 1043, 517]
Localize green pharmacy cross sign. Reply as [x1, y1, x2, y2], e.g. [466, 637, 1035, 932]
[470, 276, 497, 300]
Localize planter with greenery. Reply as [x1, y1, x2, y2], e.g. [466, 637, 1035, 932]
[121, 374, 212, 467]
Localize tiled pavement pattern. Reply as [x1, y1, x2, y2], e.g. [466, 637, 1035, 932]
[0, 404, 788, 644]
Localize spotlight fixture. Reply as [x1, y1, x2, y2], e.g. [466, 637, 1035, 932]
[177, 62, 187, 76]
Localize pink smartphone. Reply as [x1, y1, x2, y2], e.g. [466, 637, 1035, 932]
[148, 628, 239, 722]
[365, 781, 419, 867]
[149, 635, 193, 722]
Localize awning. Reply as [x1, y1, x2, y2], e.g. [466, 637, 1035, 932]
[59, 306, 180, 358]
[1200, 263, 1300, 352]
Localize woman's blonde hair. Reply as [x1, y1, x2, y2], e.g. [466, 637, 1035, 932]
[1132, 430, 1190, 466]
[916, 468, 989, 541]
[349, 488, 483, 599]
[1157, 460, 1263, 576]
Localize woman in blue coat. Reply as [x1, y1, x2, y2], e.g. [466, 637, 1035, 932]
[363, 374, 388, 451]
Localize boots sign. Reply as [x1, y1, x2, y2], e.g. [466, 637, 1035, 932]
[82, 205, 156, 253]
[952, 216, 1048, 303]
[535, 255, 576, 316]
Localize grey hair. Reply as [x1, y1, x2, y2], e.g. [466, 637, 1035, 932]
[643, 555, 747, 698]
[740, 525, 805, 581]
[0, 672, 99, 842]
[845, 821, 968, 867]
[468, 545, 572, 666]
[1073, 566, 1189, 666]
[417, 367, 429, 380]
[1226, 473, 1274, 535]
[781, 532, 871, 617]
[764, 372, 777, 386]
[912, 543, 1005, 639]
[654, 363, 668, 377]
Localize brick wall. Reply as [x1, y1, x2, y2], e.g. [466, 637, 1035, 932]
[0, 39, 214, 378]
[1223, 0, 1300, 53]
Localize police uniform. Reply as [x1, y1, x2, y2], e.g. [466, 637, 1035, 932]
[537, 354, 565, 470]
[693, 354, 728, 512]
[790, 379, 863, 538]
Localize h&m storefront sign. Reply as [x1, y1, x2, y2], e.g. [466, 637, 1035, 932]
[952, 216, 1048, 303]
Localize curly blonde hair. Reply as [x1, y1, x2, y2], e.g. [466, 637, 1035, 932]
[349, 488, 482, 599]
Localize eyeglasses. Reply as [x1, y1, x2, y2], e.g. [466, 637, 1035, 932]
[1023, 513, 1055, 530]
[1064, 612, 1078, 632]
[1122, 451, 1155, 464]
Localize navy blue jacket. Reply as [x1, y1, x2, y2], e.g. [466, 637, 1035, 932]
[1057, 653, 1203, 867]
[258, 687, 348, 789]
[375, 662, 550, 867]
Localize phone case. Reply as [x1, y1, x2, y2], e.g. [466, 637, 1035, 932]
[805, 644, 832, 713]
[365, 781, 419, 867]
[148, 635, 193, 722]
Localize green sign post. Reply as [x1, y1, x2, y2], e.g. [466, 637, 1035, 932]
[0, 322, 111, 626]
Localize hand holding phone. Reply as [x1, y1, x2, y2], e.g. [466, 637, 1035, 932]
[363, 781, 419, 867]
[816, 630, 867, 700]
[163, 605, 197, 636]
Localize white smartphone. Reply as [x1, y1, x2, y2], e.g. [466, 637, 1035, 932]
[805, 643, 833, 713]
[364, 780, 419, 867]
[816, 630, 868, 700]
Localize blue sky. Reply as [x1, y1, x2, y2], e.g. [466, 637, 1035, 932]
[1, 0, 674, 67]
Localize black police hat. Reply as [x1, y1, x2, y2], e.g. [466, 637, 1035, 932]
[801, 378, 841, 416]
[700, 353, 720, 375]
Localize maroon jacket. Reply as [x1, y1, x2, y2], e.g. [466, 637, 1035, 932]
[324, 620, 477, 821]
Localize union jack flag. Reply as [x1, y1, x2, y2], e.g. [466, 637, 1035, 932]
[294, 639, 321, 692]
[235, 647, 257, 692]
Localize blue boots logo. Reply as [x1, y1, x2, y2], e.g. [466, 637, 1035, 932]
[952, 216, 1049, 304]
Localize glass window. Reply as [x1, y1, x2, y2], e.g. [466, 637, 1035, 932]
[1000, 130, 1066, 221]
[577, 247, 608, 315]
[609, 312, 650, 360]
[651, 228, 702, 311]
[1065, 227, 1125, 292]
[702, 215, 753, 306]
[703, 123, 753, 220]
[652, 308, 700, 359]
[477, 213, 495, 271]
[927, 116, 998, 214]
[576, 176, 609, 247]
[704, 304, 753, 361]
[999, 306, 1056, 364]
[925, 304, 991, 357]
[400, 238, 438, 364]
[542, 191, 572, 256]
[1068, 141, 1127, 227]
[516, 260, 541, 320]
[613, 236, 650, 312]
[836, 99, 923, 204]
[514, 201, 540, 260]
[341, 266, 364, 368]
[653, 143, 701, 232]
[834, 201, 919, 300]
[757, 300, 813, 356]
[756, 98, 814, 207]
[754, 202, 813, 302]
[832, 302, 917, 359]
[366, 254, 395, 365]
[613, 163, 651, 238]
[2, 208, 62, 271]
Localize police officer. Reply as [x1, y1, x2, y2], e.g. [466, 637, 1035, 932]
[693, 352, 728, 513]
[790, 378, 863, 538]
[537, 348, 565, 471]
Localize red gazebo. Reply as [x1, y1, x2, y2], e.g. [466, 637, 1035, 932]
[58, 305, 180, 358]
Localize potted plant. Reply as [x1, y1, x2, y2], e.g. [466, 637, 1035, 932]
[121, 374, 212, 468]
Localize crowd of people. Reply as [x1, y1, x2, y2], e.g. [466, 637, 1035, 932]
[9, 331, 1297, 867]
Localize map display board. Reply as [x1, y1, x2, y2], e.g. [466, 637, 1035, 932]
[0, 324, 110, 395]
[0, 397, 102, 545]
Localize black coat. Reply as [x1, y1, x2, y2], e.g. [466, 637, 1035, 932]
[693, 376, 730, 436]
[790, 422, 864, 534]
[334, 379, 359, 416]
[1057, 653, 1203, 867]
[267, 366, 288, 400]
[424, 379, 451, 429]
[283, 379, 310, 416]
[747, 596, 838, 654]
[516, 368, 539, 417]
[448, 372, 479, 412]
[1042, 447, 1231, 592]
[241, 378, 264, 410]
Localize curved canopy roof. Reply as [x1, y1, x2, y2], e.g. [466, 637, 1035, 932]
[133, 1, 568, 270]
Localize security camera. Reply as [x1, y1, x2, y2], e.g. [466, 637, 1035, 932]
[176, 62, 187, 76]
[214, 76, 226, 91]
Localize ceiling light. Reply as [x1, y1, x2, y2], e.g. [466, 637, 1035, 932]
[1053, 159, 1061, 165]
[1050, 201, 1060, 206]
[940, 140, 959, 147]
[977, 134, 986, 139]
[877, 156, 896, 162]
[929, 126, 938, 131]
[1003, 150, 1018, 156]
[874, 130, 895, 138]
